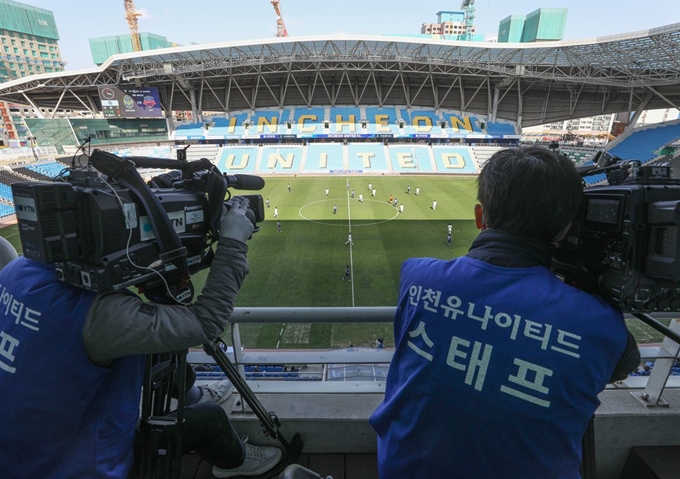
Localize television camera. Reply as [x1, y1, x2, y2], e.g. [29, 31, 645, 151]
[552, 150, 680, 313]
[12, 149, 305, 471]
[11, 149, 265, 303]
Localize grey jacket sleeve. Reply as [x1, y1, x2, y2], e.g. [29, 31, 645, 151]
[609, 329, 641, 383]
[0, 237, 18, 270]
[82, 239, 249, 366]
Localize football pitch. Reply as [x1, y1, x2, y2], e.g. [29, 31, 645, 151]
[0, 175, 667, 347]
[227, 175, 480, 350]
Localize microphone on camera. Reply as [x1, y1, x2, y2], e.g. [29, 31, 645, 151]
[224, 174, 265, 191]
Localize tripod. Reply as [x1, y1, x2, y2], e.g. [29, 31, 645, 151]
[203, 337, 304, 457]
[137, 352, 189, 478]
[137, 339, 303, 478]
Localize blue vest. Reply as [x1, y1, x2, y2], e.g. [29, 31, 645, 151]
[370, 256, 628, 479]
[0, 258, 146, 478]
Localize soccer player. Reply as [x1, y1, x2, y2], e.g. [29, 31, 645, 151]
[370, 147, 640, 479]
[368, 183, 372, 191]
[407, 185, 411, 194]
[273, 207, 279, 218]
[447, 233, 452, 246]
[431, 200, 437, 210]
[372, 188, 376, 197]
[277, 220, 282, 233]
[359, 194, 363, 203]
[333, 205, 337, 215]
[343, 265, 351, 281]
[448, 223, 452, 235]
[351, 190, 355, 198]
[266, 198, 270, 208]
[399, 204, 404, 214]
[415, 187, 420, 195]
[287, 183, 291, 192]
[345, 233, 354, 246]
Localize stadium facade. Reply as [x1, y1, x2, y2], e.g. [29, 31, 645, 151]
[0, 24, 678, 148]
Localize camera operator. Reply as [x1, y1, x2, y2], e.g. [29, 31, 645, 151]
[370, 147, 640, 479]
[0, 197, 282, 478]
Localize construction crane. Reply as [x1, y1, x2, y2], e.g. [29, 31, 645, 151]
[271, 0, 289, 37]
[460, 0, 475, 42]
[124, 0, 142, 52]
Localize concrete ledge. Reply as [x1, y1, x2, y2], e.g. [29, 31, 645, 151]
[595, 389, 680, 479]
[224, 393, 382, 454]
[213, 388, 680, 470]
[620, 446, 680, 478]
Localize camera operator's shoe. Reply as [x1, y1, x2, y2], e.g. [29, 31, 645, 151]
[213, 436, 283, 478]
[197, 379, 234, 405]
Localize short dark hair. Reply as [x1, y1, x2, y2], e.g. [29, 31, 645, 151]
[477, 147, 582, 242]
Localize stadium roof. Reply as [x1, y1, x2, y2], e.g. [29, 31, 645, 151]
[1, 23, 679, 127]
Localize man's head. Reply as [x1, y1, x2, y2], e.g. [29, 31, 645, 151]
[476, 146, 582, 243]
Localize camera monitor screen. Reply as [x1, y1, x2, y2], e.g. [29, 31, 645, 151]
[586, 198, 620, 225]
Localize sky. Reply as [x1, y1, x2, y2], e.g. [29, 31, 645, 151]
[21, 0, 680, 71]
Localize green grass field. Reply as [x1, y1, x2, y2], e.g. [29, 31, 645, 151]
[231, 176, 480, 350]
[0, 175, 668, 347]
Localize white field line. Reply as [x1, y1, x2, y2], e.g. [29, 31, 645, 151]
[346, 178, 355, 307]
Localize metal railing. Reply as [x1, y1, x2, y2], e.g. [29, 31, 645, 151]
[188, 307, 680, 397]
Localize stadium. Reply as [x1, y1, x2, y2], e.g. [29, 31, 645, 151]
[1, 15, 680, 479]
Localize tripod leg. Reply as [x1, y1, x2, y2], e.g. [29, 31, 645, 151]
[580, 416, 596, 479]
[202, 339, 303, 460]
[138, 352, 188, 479]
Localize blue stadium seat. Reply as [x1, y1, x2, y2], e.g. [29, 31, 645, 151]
[609, 122, 680, 162]
[328, 107, 362, 135]
[486, 122, 517, 136]
[432, 147, 478, 174]
[216, 146, 259, 173]
[365, 107, 400, 135]
[304, 144, 344, 172]
[398, 108, 444, 135]
[259, 145, 304, 173]
[250, 109, 291, 136]
[24, 162, 66, 178]
[389, 146, 433, 172]
[347, 143, 389, 172]
[0, 204, 15, 217]
[439, 110, 482, 136]
[211, 114, 249, 138]
[174, 123, 206, 140]
[0, 185, 14, 201]
[291, 107, 325, 137]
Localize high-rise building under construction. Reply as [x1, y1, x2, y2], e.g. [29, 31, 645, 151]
[0, 0, 64, 144]
[498, 8, 568, 43]
[0, 0, 63, 82]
